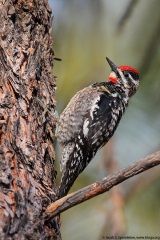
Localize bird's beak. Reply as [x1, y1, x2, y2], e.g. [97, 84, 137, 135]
[106, 57, 118, 74]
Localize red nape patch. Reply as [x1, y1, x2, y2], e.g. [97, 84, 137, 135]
[119, 66, 139, 74]
[108, 76, 118, 84]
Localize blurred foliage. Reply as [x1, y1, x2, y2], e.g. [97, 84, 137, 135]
[49, 0, 160, 239]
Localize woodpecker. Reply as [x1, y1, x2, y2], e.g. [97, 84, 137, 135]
[56, 57, 139, 198]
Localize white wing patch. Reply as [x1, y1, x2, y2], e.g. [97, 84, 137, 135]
[90, 96, 100, 120]
[83, 118, 89, 137]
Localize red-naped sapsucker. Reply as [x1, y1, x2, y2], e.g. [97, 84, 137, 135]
[56, 57, 139, 198]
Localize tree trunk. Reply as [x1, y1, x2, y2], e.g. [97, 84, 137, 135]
[0, 0, 60, 239]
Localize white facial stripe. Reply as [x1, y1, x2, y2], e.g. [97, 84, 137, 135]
[128, 73, 133, 81]
[117, 68, 128, 86]
[129, 74, 138, 86]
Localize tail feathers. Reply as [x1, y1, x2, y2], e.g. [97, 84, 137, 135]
[58, 142, 84, 199]
[58, 140, 96, 199]
[58, 174, 75, 199]
[58, 164, 80, 198]
[58, 184, 68, 199]
[58, 157, 80, 198]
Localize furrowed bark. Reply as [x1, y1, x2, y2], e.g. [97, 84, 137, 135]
[0, 0, 60, 239]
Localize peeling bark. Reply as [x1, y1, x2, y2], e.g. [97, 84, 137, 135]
[0, 0, 60, 239]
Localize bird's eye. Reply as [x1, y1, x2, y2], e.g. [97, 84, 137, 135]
[124, 73, 129, 78]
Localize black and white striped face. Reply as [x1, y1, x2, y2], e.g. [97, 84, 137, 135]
[106, 57, 139, 97]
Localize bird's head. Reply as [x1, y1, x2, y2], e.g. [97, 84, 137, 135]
[106, 57, 139, 97]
